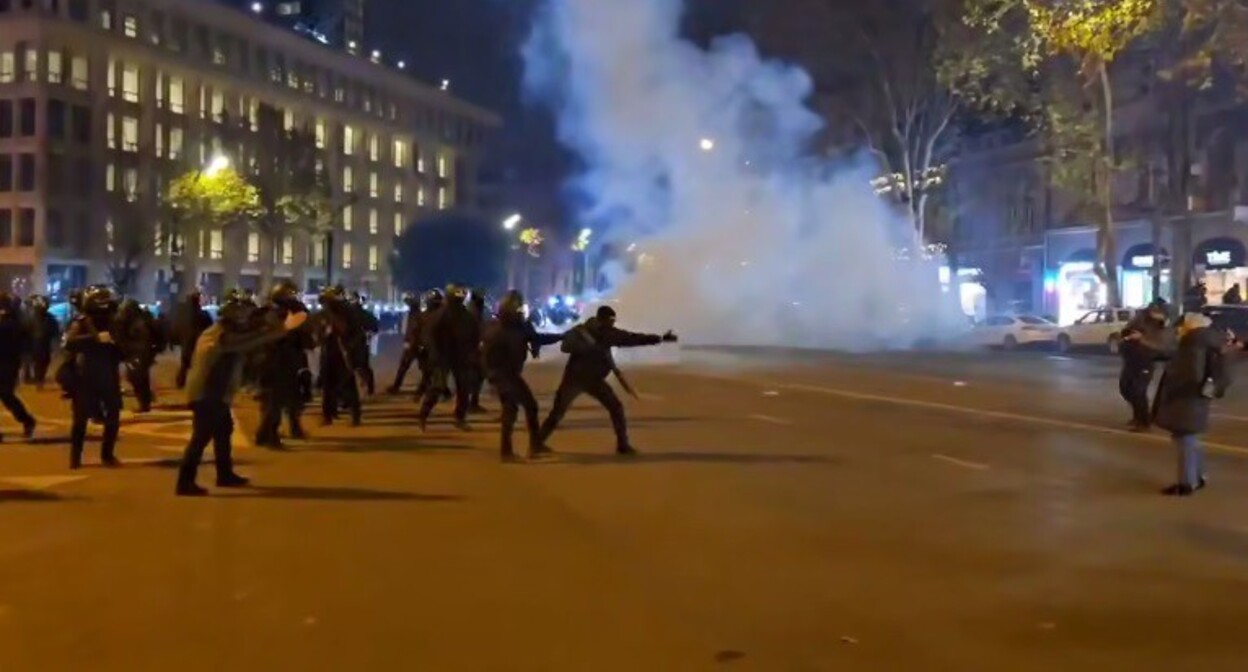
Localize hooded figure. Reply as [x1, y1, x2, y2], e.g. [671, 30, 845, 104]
[481, 290, 563, 460]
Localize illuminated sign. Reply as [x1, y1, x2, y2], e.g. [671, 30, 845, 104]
[1207, 250, 1234, 267]
[1131, 255, 1154, 269]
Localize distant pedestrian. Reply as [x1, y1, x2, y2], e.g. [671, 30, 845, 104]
[1224, 284, 1243, 305]
[1153, 313, 1232, 496]
[1119, 302, 1174, 431]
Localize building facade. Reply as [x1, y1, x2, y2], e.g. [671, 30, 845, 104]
[0, 0, 498, 303]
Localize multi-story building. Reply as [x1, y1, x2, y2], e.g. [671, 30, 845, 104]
[0, 0, 498, 302]
[219, 0, 364, 53]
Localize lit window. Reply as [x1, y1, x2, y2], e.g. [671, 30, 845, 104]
[213, 47, 226, 66]
[123, 15, 138, 38]
[437, 154, 447, 179]
[393, 139, 406, 168]
[107, 57, 117, 97]
[417, 186, 425, 207]
[105, 163, 116, 191]
[393, 212, 403, 236]
[369, 135, 379, 162]
[198, 86, 207, 119]
[47, 51, 63, 84]
[106, 112, 116, 149]
[155, 122, 164, 158]
[416, 152, 425, 174]
[343, 125, 355, 155]
[334, 86, 344, 103]
[123, 167, 138, 201]
[369, 172, 378, 198]
[208, 229, 224, 260]
[342, 204, 353, 231]
[311, 237, 325, 266]
[369, 208, 378, 234]
[101, 9, 113, 30]
[154, 221, 164, 254]
[0, 52, 14, 83]
[342, 242, 353, 270]
[281, 235, 294, 264]
[169, 76, 184, 114]
[394, 183, 404, 203]
[70, 55, 88, 90]
[24, 49, 39, 82]
[247, 232, 261, 262]
[437, 186, 447, 210]
[122, 64, 139, 103]
[315, 120, 326, 149]
[155, 71, 165, 108]
[105, 218, 115, 253]
[169, 127, 183, 160]
[211, 90, 224, 122]
[248, 99, 259, 131]
[368, 245, 379, 271]
[342, 166, 354, 193]
[122, 116, 138, 152]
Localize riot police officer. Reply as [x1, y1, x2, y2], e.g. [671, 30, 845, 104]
[173, 290, 213, 389]
[254, 281, 314, 448]
[466, 289, 489, 413]
[23, 294, 60, 388]
[317, 286, 364, 426]
[387, 292, 424, 394]
[482, 290, 563, 460]
[115, 299, 162, 412]
[178, 289, 307, 496]
[349, 291, 380, 396]
[63, 285, 124, 469]
[417, 284, 479, 431]
[414, 289, 446, 400]
[0, 292, 36, 442]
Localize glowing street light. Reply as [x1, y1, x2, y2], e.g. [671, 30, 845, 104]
[397, 60, 406, 70]
[579, 228, 593, 240]
[205, 155, 230, 177]
[250, 1, 263, 13]
[699, 137, 715, 152]
[502, 213, 522, 231]
[440, 79, 451, 91]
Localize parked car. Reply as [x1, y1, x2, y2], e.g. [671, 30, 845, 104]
[1057, 308, 1134, 354]
[972, 314, 1061, 350]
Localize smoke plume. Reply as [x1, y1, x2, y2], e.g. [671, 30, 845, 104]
[523, 0, 961, 349]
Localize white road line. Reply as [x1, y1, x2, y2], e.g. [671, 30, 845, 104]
[748, 414, 794, 426]
[932, 454, 990, 471]
[691, 373, 1248, 458]
[0, 475, 88, 490]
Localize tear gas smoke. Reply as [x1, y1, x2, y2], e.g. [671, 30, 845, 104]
[523, 0, 963, 350]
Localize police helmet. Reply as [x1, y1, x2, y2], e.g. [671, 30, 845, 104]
[269, 280, 300, 306]
[497, 290, 524, 317]
[319, 285, 347, 305]
[82, 285, 117, 314]
[219, 288, 257, 329]
[424, 288, 445, 310]
[28, 294, 50, 311]
[68, 288, 85, 312]
[445, 284, 468, 305]
[402, 292, 421, 308]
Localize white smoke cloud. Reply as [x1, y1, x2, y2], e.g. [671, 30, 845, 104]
[523, 0, 962, 350]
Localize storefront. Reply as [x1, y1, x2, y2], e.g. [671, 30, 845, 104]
[1193, 237, 1248, 304]
[1053, 249, 1106, 326]
[1120, 243, 1171, 308]
[938, 266, 986, 320]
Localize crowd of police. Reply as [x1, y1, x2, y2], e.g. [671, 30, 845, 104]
[0, 280, 677, 496]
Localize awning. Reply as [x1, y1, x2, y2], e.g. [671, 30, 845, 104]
[1193, 237, 1247, 270]
[1122, 243, 1170, 270]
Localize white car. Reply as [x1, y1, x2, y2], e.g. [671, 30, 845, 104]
[972, 314, 1061, 350]
[1057, 308, 1134, 354]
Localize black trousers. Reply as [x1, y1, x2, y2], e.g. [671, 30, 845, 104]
[258, 384, 304, 443]
[178, 400, 236, 486]
[70, 391, 121, 463]
[1120, 365, 1154, 427]
[126, 360, 155, 410]
[492, 373, 540, 454]
[469, 362, 487, 408]
[321, 364, 361, 424]
[0, 367, 35, 429]
[25, 351, 52, 386]
[176, 345, 194, 389]
[419, 365, 470, 422]
[391, 346, 418, 391]
[540, 376, 630, 450]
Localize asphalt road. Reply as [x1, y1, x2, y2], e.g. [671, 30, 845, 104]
[2, 344, 1247, 671]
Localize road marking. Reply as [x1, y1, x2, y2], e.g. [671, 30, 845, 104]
[952, 381, 968, 387]
[0, 475, 88, 490]
[1047, 355, 1076, 362]
[749, 414, 793, 426]
[692, 373, 1248, 458]
[932, 454, 990, 471]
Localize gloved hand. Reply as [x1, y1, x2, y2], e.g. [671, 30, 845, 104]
[662, 330, 678, 343]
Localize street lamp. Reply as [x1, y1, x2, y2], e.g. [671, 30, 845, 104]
[699, 138, 715, 152]
[503, 213, 522, 231]
[572, 228, 593, 294]
[205, 155, 230, 178]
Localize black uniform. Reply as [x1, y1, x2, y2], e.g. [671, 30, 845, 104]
[22, 299, 60, 387]
[418, 289, 480, 428]
[173, 294, 213, 389]
[482, 299, 563, 458]
[255, 296, 314, 447]
[0, 295, 36, 442]
[115, 301, 162, 412]
[317, 297, 364, 426]
[539, 309, 675, 453]
[1120, 307, 1175, 430]
[63, 293, 124, 469]
[388, 295, 424, 394]
[350, 298, 380, 396]
[467, 293, 489, 412]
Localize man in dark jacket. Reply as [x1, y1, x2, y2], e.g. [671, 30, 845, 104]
[417, 285, 479, 430]
[538, 306, 677, 455]
[114, 299, 162, 413]
[173, 290, 213, 389]
[1120, 302, 1174, 430]
[63, 286, 124, 469]
[387, 292, 424, 394]
[482, 290, 563, 460]
[22, 294, 60, 389]
[349, 292, 380, 396]
[466, 289, 490, 413]
[0, 292, 36, 443]
[1153, 313, 1232, 496]
[317, 286, 364, 426]
[254, 281, 314, 448]
[178, 290, 307, 496]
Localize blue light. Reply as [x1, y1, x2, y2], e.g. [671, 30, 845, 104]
[563, 296, 576, 308]
[547, 296, 559, 308]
